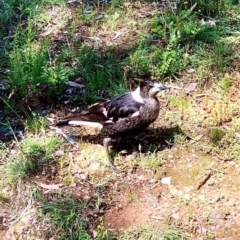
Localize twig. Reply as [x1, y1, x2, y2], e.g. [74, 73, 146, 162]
[196, 171, 212, 190]
[215, 154, 234, 162]
[50, 126, 77, 146]
[150, 215, 164, 220]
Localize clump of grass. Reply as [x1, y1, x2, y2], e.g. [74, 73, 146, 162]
[169, 96, 190, 113]
[208, 128, 226, 144]
[24, 114, 48, 133]
[41, 196, 90, 240]
[0, 0, 66, 23]
[8, 27, 74, 97]
[21, 136, 59, 175]
[140, 152, 163, 171]
[179, 0, 237, 17]
[119, 224, 190, 240]
[219, 74, 232, 92]
[1, 136, 60, 184]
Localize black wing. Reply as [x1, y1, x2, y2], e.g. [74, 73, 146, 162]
[56, 102, 110, 126]
[104, 92, 143, 122]
[56, 92, 144, 126]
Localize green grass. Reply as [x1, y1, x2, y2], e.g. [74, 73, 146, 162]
[8, 26, 74, 97]
[0, 136, 60, 184]
[41, 196, 90, 240]
[1, 1, 240, 239]
[76, 45, 127, 103]
[24, 114, 48, 133]
[140, 151, 163, 171]
[2, 0, 239, 103]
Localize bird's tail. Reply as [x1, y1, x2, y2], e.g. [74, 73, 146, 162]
[56, 112, 110, 129]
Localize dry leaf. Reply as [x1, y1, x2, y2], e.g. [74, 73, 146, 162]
[112, 31, 121, 40]
[184, 82, 198, 94]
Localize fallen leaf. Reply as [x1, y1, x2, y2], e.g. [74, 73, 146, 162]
[136, 12, 149, 18]
[195, 134, 204, 141]
[184, 82, 198, 94]
[112, 31, 121, 40]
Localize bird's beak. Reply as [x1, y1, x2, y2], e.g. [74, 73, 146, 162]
[153, 83, 169, 91]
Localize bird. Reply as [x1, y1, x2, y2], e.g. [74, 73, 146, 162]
[56, 80, 168, 171]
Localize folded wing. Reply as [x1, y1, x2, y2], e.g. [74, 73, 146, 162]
[56, 91, 144, 127]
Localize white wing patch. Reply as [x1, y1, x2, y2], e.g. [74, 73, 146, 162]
[131, 86, 144, 103]
[68, 121, 103, 129]
[102, 107, 108, 118]
[131, 111, 140, 117]
[105, 118, 114, 124]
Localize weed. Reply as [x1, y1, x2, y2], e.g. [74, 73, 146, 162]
[174, 134, 187, 148]
[140, 151, 163, 171]
[128, 40, 185, 78]
[6, 158, 27, 183]
[1, 136, 59, 185]
[0, 193, 7, 203]
[129, 47, 151, 76]
[77, 8, 95, 25]
[219, 74, 232, 92]
[29, 186, 44, 202]
[97, 216, 116, 240]
[169, 96, 189, 112]
[41, 196, 90, 240]
[208, 128, 226, 144]
[119, 224, 190, 240]
[21, 136, 59, 175]
[24, 114, 48, 133]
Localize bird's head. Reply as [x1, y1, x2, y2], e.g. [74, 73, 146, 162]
[140, 80, 168, 97]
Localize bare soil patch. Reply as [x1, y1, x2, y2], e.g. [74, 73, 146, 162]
[103, 148, 240, 239]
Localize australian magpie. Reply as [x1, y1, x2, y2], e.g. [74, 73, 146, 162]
[56, 80, 168, 171]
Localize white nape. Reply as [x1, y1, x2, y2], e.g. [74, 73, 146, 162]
[68, 121, 103, 129]
[131, 86, 144, 103]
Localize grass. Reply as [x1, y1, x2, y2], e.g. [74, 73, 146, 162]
[76, 45, 127, 103]
[140, 151, 163, 171]
[0, 135, 59, 185]
[40, 195, 90, 240]
[1, 0, 240, 239]
[118, 224, 190, 240]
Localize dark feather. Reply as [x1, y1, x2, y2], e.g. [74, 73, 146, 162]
[104, 92, 143, 121]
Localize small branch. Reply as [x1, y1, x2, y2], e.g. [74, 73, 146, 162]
[50, 126, 77, 146]
[196, 171, 212, 190]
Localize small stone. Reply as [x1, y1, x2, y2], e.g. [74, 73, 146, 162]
[161, 177, 171, 185]
[198, 195, 205, 201]
[184, 193, 191, 200]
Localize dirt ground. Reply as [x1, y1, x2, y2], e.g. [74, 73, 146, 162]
[102, 147, 240, 239]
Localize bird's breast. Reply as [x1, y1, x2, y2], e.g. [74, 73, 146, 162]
[139, 98, 160, 121]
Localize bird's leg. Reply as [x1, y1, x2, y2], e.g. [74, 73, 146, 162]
[103, 137, 117, 172]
